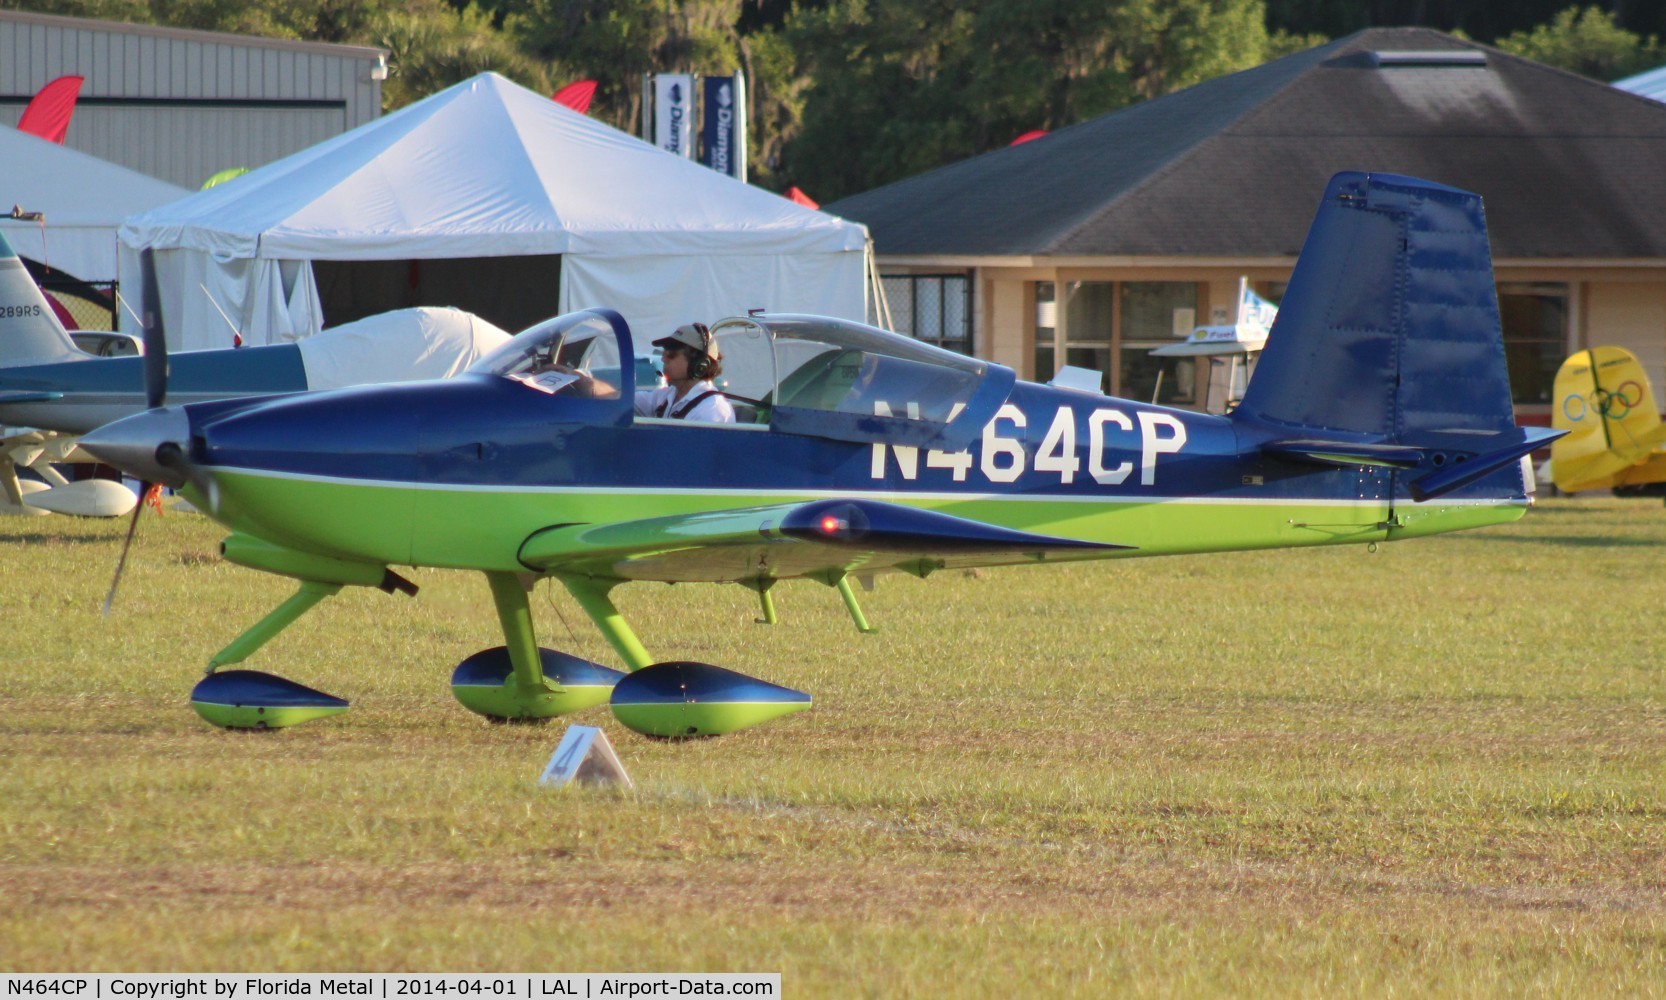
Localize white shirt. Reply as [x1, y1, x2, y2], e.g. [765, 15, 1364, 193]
[633, 380, 735, 423]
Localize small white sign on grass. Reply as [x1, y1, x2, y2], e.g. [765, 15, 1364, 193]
[539, 725, 633, 789]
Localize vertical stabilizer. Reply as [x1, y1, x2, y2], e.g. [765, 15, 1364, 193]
[1235, 172, 1515, 441]
[0, 231, 84, 367]
[1550, 346, 1666, 491]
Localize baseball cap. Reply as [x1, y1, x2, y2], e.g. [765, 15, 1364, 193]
[652, 323, 714, 355]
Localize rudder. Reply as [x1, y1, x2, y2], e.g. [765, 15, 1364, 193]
[1235, 172, 1515, 441]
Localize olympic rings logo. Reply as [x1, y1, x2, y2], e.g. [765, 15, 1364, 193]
[1562, 381, 1643, 422]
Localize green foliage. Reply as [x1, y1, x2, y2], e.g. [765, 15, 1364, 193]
[784, 0, 1277, 202]
[0, 0, 144, 25]
[739, 27, 804, 187]
[1261, 0, 1657, 45]
[1, 0, 391, 40]
[1495, 6, 1664, 82]
[512, 0, 746, 147]
[366, 2, 550, 110]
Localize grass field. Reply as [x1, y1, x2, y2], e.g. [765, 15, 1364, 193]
[1, 496, 1662, 995]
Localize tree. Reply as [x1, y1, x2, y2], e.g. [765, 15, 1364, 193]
[781, 0, 1282, 202]
[508, 1, 811, 187]
[1494, 6, 1663, 81]
[510, 1, 744, 140]
[367, 2, 550, 109]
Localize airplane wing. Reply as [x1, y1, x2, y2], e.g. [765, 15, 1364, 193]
[517, 498, 1129, 583]
[0, 390, 64, 404]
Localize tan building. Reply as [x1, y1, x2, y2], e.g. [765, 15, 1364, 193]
[827, 28, 1666, 422]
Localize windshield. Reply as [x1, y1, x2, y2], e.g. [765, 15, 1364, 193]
[710, 314, 1012, 450]
[468, 310, 628, 399]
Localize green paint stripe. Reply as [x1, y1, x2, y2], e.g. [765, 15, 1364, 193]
[201, 470, 1522, 576]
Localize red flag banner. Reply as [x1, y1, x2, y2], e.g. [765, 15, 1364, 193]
[785, 186, 819, 209]
[552, 80, 598, 115]
[17, 76, 85, 144]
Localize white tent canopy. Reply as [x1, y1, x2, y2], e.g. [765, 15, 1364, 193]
[120, 72, 870, 350]
[0, 125, 188, 285]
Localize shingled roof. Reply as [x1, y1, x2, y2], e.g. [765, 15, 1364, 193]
[825, 27, 1666, 259]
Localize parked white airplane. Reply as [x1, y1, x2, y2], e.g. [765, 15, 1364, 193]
[0, 232, 511, 516]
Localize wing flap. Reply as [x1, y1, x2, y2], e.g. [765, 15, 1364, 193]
[518, 498, 1127, 583]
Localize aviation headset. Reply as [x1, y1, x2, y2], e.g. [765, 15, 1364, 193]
[673, 322, 717, 380]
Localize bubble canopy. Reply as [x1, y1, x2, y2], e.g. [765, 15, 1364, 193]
[712, 314, 1014, 449]
[470, 309, 1014, 448]
[469, 308, 632, 400]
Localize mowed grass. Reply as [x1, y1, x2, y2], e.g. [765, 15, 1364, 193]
[1, 496, 1663, 994]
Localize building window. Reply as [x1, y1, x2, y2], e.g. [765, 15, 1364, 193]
[880, 274, 971, 354]
[1032, 280, 1200, 398]
[1064, 281, 1115, 392]
[1496, 283, 1568, 405]
[1035, 280, 1117, 391]
[1035, 281, 1057, 379]
[1119, 282, 1197, 405]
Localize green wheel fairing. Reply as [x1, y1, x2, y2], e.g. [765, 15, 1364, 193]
[609, 662, 812, 738]
[188, 670, 350, 730]
[191, 700, 347, 730]
[451, 675, 614, 721]
[610, 700, 810, 739]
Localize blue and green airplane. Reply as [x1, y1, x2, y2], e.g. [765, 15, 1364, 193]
[82, 172, 1562, 738]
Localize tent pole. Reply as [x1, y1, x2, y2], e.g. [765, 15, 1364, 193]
[867, 238, 894, 332]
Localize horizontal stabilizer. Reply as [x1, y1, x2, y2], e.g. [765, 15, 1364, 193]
[1262, 439, 1424, 469]
[519, 498, 1125, 583]
[1263, 427, 1564, 501]
[1408, 427, 1563, 501]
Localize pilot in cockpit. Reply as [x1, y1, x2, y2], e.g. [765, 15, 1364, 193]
[634, 323, 735, 423]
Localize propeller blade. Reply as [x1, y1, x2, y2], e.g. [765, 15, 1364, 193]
[139, 248, 168, 409]
[102, 481, 148, 616]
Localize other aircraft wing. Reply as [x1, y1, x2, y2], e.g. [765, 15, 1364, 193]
[518, 498, 1130, 583]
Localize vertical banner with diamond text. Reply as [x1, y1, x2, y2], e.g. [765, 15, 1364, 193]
[701, 76, 741, 179]
[654, 74, 695, 159]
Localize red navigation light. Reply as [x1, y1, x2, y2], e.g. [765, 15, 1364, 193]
[819, 515, 845, 535]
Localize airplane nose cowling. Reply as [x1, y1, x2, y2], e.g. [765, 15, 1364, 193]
[79, 406, 191, 488]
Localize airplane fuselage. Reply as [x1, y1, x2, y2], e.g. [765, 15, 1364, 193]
[167, 374, 1527, 579]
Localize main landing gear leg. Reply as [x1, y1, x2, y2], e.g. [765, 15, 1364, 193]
[486, 571, 555, 695]
[811, 569, 876, 634]
[559, 575, 655, 671]
[208, 580, 341, 671]
[191, 580, 350, 729]
[448, 572, 624, 722]
[741, 577, 778, 625]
